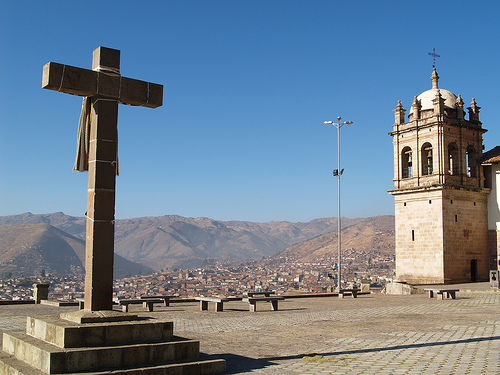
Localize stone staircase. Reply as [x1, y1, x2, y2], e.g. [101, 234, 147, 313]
[0, 310, 225, 374]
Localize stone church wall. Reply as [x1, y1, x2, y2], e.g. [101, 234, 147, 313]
[394, 188, 489, 284]
[442, 189, 489, 282]
[394, 189, 445, 284]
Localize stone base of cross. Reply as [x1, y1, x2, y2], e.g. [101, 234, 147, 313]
[42, 47, 162, 311]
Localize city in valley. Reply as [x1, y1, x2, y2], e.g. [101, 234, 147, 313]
[0, 248, 394, 302]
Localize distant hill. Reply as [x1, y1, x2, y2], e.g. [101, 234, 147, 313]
[113, 215, 349, 270]
[0, 212, 395, 272]
[0, 212, 86, 240]
[274, 215, 395, 260]
[0, 223, 152, 278]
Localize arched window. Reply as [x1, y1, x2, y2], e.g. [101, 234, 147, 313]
[421, 143, 433, 175]
[448, 143, 459, 176]
[402, 146, 412, 178]
[466, 145, 477, 177]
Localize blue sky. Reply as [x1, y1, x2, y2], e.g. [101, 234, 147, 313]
[1, 1, 499, 223]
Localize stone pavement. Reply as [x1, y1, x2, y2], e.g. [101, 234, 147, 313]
[1, 283, 499, 374]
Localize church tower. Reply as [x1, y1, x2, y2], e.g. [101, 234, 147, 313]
[388, 68, 490, 284]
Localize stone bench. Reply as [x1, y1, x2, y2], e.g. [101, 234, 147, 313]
[424, 288, 460, 300]
[244, 291, 276, 297]
[338, 289, 358, 299]
[118, 298, 164, 312]
[76, 298, 85, 310]
[195, 297, 229, 312]
[243, 296, 284, 312]
[140, 295, 173, 307]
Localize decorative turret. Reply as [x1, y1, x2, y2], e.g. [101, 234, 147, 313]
[394, 100, 406, 125]
[431, 67, 439, 89]
[468, 98, 481, 122]
[432, 89, 445, 116]
[456, 94, 465, 120]
[411, 96, 421, 119]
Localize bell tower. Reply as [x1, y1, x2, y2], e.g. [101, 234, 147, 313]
[388, 68, 490, 284]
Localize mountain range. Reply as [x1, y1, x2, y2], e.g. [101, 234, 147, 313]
[0, 212, 395, 276]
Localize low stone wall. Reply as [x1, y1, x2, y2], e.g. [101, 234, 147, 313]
[0, 300, 35, 305]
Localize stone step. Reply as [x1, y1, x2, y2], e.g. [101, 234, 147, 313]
[3, 331, 200, 374]
[0, 351, 226, 375]
[1, 351, 39, 375]
[26, 316, 173, 348]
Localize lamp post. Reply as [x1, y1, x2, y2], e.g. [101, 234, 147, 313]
[324, 116, 353, 293]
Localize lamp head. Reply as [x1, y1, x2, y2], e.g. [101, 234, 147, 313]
[324, 121, 333, 125]
[337, 116, 342, 122]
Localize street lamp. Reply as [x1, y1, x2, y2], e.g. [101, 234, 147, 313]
[324, 116, 353, 293]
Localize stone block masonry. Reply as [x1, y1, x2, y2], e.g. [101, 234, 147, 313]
[394, 187, 489, 284]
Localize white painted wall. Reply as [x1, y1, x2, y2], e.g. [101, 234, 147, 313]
[487, 164, 500, 230]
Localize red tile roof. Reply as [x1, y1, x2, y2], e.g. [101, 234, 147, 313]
[481, 146, 500, 164]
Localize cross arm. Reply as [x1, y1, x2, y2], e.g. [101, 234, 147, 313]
[42, 62, 163, 108]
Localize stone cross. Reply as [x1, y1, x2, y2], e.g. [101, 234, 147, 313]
[42, 47, 162, 311]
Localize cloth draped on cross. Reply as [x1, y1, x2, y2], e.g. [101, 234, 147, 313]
[73, 97, 119, 175]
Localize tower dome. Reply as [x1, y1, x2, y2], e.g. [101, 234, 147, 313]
[409, 68, 457, 117]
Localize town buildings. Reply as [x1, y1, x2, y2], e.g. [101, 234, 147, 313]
[0, 250, 394, 301]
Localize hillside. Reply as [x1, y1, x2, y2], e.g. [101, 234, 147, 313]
[0, 223, 152, 278]
[275, 215, 395, 260]
[0, 223, 84, 276]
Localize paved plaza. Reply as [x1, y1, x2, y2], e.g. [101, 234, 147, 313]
[1, 283, 499, 374]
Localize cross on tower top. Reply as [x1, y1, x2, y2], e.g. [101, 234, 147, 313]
[428, 48, 440, 68]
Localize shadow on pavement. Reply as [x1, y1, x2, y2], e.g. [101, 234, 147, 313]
[202, 353, 281, 374]
[203, 335, 500, 374]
